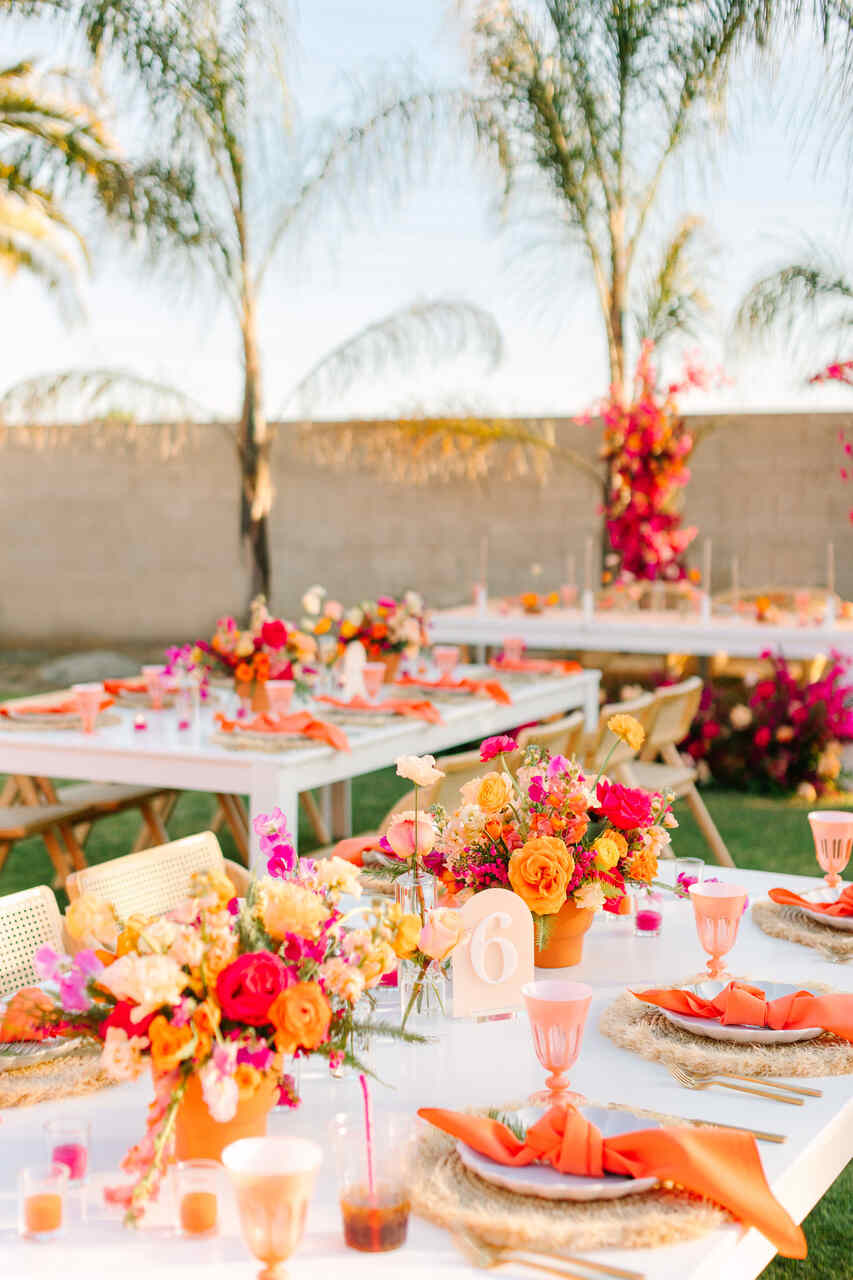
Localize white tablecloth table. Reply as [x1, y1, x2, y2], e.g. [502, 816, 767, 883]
[0, 668, 601, 866]
[2, 867, 850, 1279]
[430, 604, 853, 661]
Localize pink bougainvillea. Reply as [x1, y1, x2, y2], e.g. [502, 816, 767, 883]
[811, 360, 853, 523]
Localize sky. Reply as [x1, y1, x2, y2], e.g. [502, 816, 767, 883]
[3, 0, 853, 423]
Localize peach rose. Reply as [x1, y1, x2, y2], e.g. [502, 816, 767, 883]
[475, 771, 513, 814]
[269, 981, 332, 1055]
[384, 811, 436, 860]
[396, 754, 444, 787]
[148, 1015, 194, 1072]
[418, 908, 465, 961]
[65, 893, 120, 950]
[100, 1026, 148, 1082]
[508, 837, 574, 915]
[257, 880, 328, 941]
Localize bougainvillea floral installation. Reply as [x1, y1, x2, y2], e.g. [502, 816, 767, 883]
[581, 339, 722, 585]
[681, 650, 853, 797]
[810, 359, 853, 524]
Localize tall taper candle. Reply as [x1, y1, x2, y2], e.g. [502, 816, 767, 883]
[567, 553, 576, 588]
[732, 555, 740, 610]
[479, 535, 488, 587]
[827, 541, 836, 597]
[584, 537, 594, 593]
[703, 537, 712, 593]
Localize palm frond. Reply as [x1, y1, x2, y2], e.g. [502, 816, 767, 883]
[0, 367, 213, 425]
[281, 299, 503, 416]
[736, 259, 853, 338]
[632, 215, 712, 348]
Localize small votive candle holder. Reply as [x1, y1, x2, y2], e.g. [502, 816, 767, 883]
[175, 1159, 221, 1237]
[44, 1117, 90, 1183]
[632, 886, 664, 937]
[19, 1164, 68, 1238]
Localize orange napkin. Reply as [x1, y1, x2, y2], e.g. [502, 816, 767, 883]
[633, 980, 853, 1041]
[215, 710, 350, 752]
[0, 696, 114, 717]
[490, 657, 582, 675]
[769, 885, 853, 918]
[394, 673, 511, 705]
[328, 835, 386, 866]
[0, 988, 56, 1042]
[317, 695, 443, 725]
[419, 1104, 805, 1259]
[103, 678, 146, 695]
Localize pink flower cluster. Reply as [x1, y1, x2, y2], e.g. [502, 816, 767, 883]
[252, 807, 296, 877]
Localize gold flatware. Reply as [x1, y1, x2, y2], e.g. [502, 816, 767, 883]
[681, 1116, 787, 1144]
[722, 1074, 823, 1099]
[669, 1064, 804, 1104]
[453, 1231, 645, 1279]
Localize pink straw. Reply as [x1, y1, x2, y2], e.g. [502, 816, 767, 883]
[358, 1072, 375, 1200]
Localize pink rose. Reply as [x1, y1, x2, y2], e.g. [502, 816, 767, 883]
[595, 779, 654, 831]
[418, 908, 465, 961]
[260, 619, 288, 649]
[480, 734, 516, 762]
[216, 952, 291, 1025]
[384, 811, 436, 860]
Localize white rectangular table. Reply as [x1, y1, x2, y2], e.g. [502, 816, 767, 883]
[430, 604, 853, 661]
[1, 867, 849, 1279]
[0, 668, 600, 868]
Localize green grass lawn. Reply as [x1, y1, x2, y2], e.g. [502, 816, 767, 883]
[0, 747, 850, 1276]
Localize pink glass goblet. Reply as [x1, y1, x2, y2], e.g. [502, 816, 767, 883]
[808, 810, 853, 888]
[141, 665, 167, 710]
[433, 646, 459, 679]
[362, 663, 386, 701]
[222, 1137, 322, 1280]
[71, 683, 104, 734]
[266, 680, 295, 715]
[688, 882, 748, 980]
[522, 979, 593, 1106]
[502, 635, 525, 664]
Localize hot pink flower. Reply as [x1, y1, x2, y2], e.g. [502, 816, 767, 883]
[480, 734, 516, 762]
[595, 779, 654, 831]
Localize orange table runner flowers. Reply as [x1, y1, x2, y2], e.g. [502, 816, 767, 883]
[633, 980, 853, 1041]
[394, 674, 511, 705]
[768, 885, 853, 918]
[490, 657, 582, 675]
[214, 710, 350, 752]
[418, 1103, 806, 1259]
[0, 696, 114, 717]
[316, 695, 443, 724]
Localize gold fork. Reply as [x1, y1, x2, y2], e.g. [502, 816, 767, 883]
[720, 1074, 822, 1099]
[453, 1231, 645, 1279]
[669, 1064, 803, 1104]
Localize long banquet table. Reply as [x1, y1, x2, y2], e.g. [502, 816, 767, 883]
[430, 603, 853, 661]
[0, 667, 600, 867]
[2, 867, 850, 1279]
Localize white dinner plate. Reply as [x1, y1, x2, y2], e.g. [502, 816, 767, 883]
[646, 980, 823, 1045]
[456, 1105, 659, 1201]
[791, 885, 853, 933]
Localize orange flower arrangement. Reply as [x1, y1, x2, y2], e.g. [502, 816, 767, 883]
[269, 981, 332, 1055]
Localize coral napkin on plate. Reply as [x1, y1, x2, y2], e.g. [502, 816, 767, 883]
[490, 657, 582, 675]
[394, 674, 511, 705]
[0, 696, 114, 717]
[215, 710, 350, 752]
[103, 678, 147, 695]
[633, 980, 853, 1041]
[769, 885, 853, 918]
[419, 1103, 805, 1258]
[316, 695, 443, 725]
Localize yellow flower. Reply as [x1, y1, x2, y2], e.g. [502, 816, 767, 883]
[592, 829, 628, 871]
[476, 771, 513, 814]
[607, 713, 645, 752]
[392, 913, 421, 958]
[257, 880, 328, 941]
[314, 617, 332, 635]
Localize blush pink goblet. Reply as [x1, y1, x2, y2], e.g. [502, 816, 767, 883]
[432, 646, 460, 679]
[71, 683, 104, 734]
[265, 680, 295, 715]
[808, 810, 853, 888]
[222, 1137, 322, 1280]
[141, 665, 168, 710]
[522, 979, 593, 1105]
[688, 882, 748, 979]
[502, 635, 525, 664]
[362, 663, 386, 701]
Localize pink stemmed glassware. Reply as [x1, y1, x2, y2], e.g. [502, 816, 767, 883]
[71, 683, 103, 734]
[808, 811, 853, 888]
[522, 980, 593, 1106]
[362, 663, 386, 701]
[266, 680, 295, 715]
[688, 882, 748, 979]
[222, 1137, 322, 1280]
[433, 646, 459, 679]
[503, 635, 525, 664]
[141, 665, 168, 710]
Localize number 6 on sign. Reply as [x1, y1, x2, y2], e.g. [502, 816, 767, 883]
[452, 888, 534, 1018]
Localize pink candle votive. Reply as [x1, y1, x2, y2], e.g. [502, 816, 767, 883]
[51, 1142, 87, 1182]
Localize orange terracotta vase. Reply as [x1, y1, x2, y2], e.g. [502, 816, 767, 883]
[381, 652, 401, 683]
[173, 1072, 279, 1162]
[534, 900, 595, 968]
[234, 680, 270, 712]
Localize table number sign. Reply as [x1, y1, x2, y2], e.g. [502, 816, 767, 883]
[452, 888, 534, 1018]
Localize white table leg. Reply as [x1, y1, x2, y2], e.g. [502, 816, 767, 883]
[330, 779, 352, 838]
[248, 762, 300, 872]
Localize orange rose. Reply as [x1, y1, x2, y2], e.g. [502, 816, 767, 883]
[476, 771, 513, 814]
[254, 653, 270, 679]
[235, 662, 253, 683]
[234, 1063, 262, 1099]
[148, 1015, 194, 1072]
[508, 837, 574, 915]
[269, 981, 332, 1055]
[628, 848, 658, 884]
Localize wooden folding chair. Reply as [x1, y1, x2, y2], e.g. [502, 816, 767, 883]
[517, 711, 586, 758]
[581, 693, 658, 772]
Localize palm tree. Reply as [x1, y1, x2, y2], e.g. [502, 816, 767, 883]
[737, 253, 853, 370]
[4, 0, 501, 600]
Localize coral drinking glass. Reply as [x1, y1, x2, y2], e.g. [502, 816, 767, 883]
[502, 636, 525, 663]
[222, 1137, 322, 1280]
[522, 980, 593, 1106]
[71, 683, 104, 733]
[362, 663, 386, 701]
[265, 680, 295, 715]
[688, 882, 748, 979]
[433, 646, 459, 679]
[808, 810, 853, 888]
[141, 665, 168, 710]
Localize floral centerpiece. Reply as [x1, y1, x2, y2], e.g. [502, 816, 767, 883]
[340, 592, 428, 675]
[428, 724, 676, 965]
[21, 811, 424, 1224]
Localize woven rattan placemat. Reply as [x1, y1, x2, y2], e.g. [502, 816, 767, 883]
[752, 899, 853, 963]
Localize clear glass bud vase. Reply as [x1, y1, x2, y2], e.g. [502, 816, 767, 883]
[399, 957, 447, 1028]
[394, 869, 436, 918]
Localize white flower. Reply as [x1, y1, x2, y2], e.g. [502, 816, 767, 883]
[96, 954, 186, 1017]
[315, 856, 363, 898]
[730, 704, 753, 730]
[100, 1027, 148, 1081]
[200, 1057, 239, 1123]
[396, 754, 444, 787]
[301, 585, 326, 615]
[573, 882, 606, 912]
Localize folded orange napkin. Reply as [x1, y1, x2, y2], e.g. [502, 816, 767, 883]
[418, 1104, 805, 1259]
[215, 710, 350, 752]
[103, 678, 146, 695]
[490, 657, 582, 675]
[394, 674, 511, 705]
[0, 988, 56, 1041]
[769, 885, 853, 918]
[0, 696, 114, 717]
[328, 835, 383, 866]
[633, 980, 853, 1041]
[317, 695, 443, 725]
